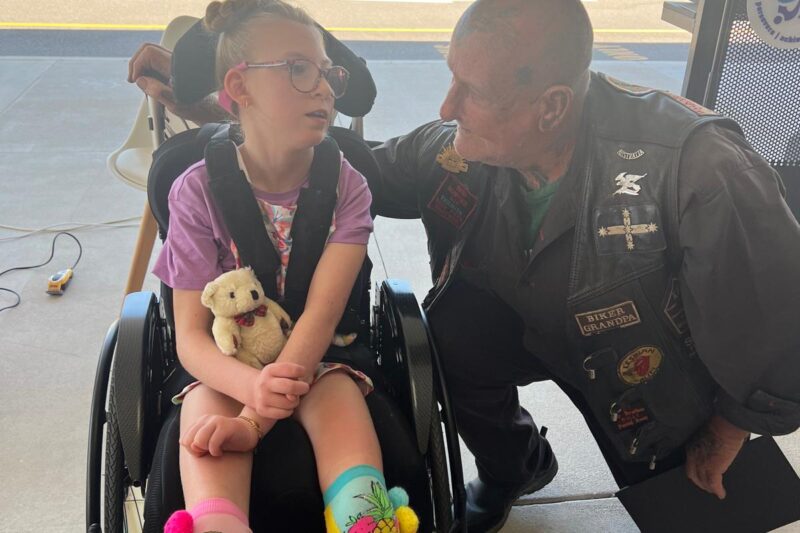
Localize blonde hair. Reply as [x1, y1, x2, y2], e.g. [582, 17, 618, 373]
[204, 0, 317, 97]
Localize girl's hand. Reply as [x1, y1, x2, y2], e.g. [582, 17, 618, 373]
[180, 414, 274, 457]
[251, 362, 310, 419]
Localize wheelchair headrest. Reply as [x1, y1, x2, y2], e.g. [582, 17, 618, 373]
[172, 20, 377, 118]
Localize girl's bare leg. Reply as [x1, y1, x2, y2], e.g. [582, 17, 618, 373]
[294, 371, 381, 492]
[179, 384, 253, 513]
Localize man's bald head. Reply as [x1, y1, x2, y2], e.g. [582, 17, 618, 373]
[453, 0, 593, 91]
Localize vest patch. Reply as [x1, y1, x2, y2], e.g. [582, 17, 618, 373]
[436, 144, 469, 174]
[618, 345, 663, 386]
[614, 406, 651, 431]
[665, 92, 717, 116]
[613, 172, 647, 196]
[595, 204, 666, 254]
[617, 148, 645, 160]
[604, 75, 653, 96]
[427, 173, 478, 229]
[662, 277, 689, 335]
[575, 301, 641, 337]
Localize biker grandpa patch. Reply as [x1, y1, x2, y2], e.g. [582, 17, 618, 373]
[575, 300, 642, 337]
[618, 346, 663, 386]
[427, 174, 478, 229]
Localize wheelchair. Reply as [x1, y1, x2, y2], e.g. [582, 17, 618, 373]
[86, 106, 466, 533]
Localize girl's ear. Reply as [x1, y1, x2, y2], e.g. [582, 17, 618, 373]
[223, 67, 249, 109]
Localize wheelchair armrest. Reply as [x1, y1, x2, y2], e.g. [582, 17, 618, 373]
[113, 291, 169, 486]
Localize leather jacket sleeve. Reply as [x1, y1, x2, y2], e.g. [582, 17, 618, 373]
[369, 120, 457, 219]
[678, 124, 800, 435]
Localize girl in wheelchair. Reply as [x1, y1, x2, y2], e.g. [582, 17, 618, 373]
[152, 1, 419, 532]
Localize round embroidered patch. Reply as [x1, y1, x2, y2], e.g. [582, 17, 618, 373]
[618, 345, 663, 385]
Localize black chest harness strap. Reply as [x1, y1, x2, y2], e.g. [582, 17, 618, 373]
[205, 126, 361, 330]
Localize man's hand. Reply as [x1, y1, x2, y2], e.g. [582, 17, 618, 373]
[251, 361, 310, 419]
[180, 414, 275, 457]
[685, 414, 749, 499]
[127, 42, 226, 124]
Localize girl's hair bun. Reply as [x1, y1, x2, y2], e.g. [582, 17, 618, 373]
[204, 0, 261, 33]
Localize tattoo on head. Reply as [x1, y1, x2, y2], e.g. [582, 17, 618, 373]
[515, 66, 534, 86]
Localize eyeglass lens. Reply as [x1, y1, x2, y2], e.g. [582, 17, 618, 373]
[289, 60, 349, 98]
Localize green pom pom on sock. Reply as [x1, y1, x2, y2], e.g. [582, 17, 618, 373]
[388, 486, 409, 508]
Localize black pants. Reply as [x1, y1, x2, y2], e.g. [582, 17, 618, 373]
[427, 279, 685, 489]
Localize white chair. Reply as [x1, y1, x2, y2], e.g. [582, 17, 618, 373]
[108, 15, 199, 295]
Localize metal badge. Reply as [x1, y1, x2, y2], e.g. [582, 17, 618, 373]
[613, 172, 647, 196]
[436, 144, 469, 174]
[617, 345, 663, 386]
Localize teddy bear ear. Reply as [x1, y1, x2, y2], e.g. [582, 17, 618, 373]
[200, 281, 218, 308]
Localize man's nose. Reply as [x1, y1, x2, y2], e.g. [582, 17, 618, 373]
[440, 82, 461, 122]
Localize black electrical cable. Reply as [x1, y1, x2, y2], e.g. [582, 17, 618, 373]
[0, 231, 82, 312]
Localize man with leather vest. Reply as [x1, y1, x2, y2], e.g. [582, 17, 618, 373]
[367, 1, 800, 530]
[129, 1, 800, 530]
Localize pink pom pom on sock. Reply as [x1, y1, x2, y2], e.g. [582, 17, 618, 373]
[164, 510, 194, 533]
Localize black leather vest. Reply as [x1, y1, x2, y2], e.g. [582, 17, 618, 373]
[566, 73, 741, 465]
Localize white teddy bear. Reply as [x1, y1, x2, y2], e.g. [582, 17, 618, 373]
[200, 267, 292, 369]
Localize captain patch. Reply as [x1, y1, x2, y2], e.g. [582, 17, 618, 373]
[618, 346, 663, 386]
[575, 301, 641, 337]
[594, 204, 666, 255]
[427, 174, 478, 229]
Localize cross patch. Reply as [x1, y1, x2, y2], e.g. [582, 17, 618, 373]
[594, 204, 666, 255]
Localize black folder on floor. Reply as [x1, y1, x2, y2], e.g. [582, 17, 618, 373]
[616, 436, 800, 533]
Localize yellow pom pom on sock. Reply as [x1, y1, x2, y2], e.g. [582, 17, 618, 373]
[395, 506, 419, 533]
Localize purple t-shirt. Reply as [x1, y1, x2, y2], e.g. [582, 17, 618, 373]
[152, 151, 373, 292]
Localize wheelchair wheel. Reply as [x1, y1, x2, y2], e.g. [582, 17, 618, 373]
[104, 388, 127, 532]
[428, 405, 453, 533]
[373, 279, 455, 531]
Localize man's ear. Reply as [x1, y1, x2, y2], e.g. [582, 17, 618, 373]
[537, 85, 574, 133]
[201, 281, 218, 308]
[223, 68, 249, 108]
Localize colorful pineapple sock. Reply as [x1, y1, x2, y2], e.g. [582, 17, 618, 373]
[323, 465, 419, 533]
[164, 497, 252, 533]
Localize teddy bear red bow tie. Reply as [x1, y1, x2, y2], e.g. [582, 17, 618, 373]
[234, 304, 268, 327]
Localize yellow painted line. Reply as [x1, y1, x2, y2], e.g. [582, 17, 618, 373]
[0, 21, 687, 33]
[0, 22, 167, 30]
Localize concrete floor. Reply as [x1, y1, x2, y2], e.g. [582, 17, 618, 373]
[0, 54, 798, 533]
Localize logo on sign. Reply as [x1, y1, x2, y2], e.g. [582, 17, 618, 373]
[748, 0, 800, 49]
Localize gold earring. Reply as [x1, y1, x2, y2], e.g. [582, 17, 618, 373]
[242, 97, 249, 109]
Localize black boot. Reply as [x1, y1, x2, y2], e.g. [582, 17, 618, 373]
[465, 427, 558, 533]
